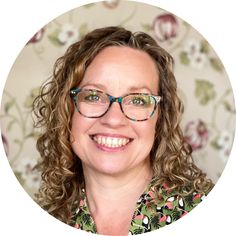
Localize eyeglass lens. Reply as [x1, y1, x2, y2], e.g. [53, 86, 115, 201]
[74, 90, 157, 121]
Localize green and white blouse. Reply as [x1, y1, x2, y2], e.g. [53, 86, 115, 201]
[70, 183, 206, 234]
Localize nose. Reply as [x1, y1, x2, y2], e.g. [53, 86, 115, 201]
[99, 101, 128, 127]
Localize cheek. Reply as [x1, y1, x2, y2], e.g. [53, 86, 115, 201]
[70, 113, 90, 143]
[70, 113, 82, 140]
[146, 122, 156, 143]
[138, 116, 157, 146]
[70, 113, 91, 158]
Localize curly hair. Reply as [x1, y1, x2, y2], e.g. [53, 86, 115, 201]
[33, 26, 213, 224]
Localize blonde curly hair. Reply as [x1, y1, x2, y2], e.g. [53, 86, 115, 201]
[33, 26, 213, 224]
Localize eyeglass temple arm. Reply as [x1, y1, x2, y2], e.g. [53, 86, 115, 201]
[70, 88, 81, 95]
[154, 95, 162, 103]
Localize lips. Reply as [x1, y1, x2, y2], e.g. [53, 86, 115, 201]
[91, 134, 133, 149]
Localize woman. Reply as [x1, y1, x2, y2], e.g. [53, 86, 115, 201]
[33, 26, 213, 235]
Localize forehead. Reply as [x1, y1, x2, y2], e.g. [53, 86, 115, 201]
[80, 46, 159, 94]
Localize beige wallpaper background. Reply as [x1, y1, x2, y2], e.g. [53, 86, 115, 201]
[1, 0, 235, 198]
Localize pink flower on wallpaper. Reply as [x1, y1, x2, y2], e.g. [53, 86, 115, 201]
[1, 134, 9, 156]
[153, 13, 178, 42]
[27, 28, 45, 44]
[57, 24, 79, 48]
[184, 119, 209, 151]
[14, 157, 40, 189]
[183, 39, 207, 69]
[103, 0, 120, 9]
[217, 131, 234, 163]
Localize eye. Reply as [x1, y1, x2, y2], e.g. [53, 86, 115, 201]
[81, 90, 103, 103]
[81, 90, 109, 104]
[132, 97, 145, 105]
[131, 95, 151, 106]
[84, 93, 100, 102]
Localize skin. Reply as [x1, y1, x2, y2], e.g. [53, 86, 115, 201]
[71, 46, 160, 235]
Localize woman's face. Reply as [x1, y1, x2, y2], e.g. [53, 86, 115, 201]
[71, 46, 159, 176]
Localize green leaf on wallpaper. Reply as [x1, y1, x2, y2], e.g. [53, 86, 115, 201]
[14, 171, 25, 185]
[182, 21, 190, 27]
[83, 3, 95, 8]
[223, 100, 235, 113]
[210, 137, 221, 150]
[200, 40, 209, 54]
[179, 51, 190, 65]
[210, 58, 224, 72]
[48, 29, 62, 46]
[141, 23, 152, 32]
[7, 119, 16, 131]
[26, 131, 41, 140]
[79, 23, 88, 38]
[195, 79, 216, 105]
[24, 87, 40, 109]
[14, 138, 22, 145]
[4, 98, 15, 113]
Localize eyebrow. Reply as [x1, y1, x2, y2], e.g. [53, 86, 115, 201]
[80, 83, 107, 90]
[80, 83, 153, 93]
[128, 86, 152, 93]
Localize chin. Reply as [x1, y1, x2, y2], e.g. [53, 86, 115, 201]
[92, 160, 130, 176]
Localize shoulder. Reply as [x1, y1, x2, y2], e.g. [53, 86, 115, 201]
[130, 184, 208, 233]
[156, 183, 208, 211]
[145, 184, 207, 227]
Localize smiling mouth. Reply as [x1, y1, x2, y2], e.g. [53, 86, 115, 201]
[91, 135, 133, 148]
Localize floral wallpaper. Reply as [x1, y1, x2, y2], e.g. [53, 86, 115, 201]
[0, 0, 235, 199]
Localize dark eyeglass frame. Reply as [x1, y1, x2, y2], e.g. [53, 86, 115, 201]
[70, 88, 162, 121]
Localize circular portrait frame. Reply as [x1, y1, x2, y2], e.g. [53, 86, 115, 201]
[0, 1, 235, 236]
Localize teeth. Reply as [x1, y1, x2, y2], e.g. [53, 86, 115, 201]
[93, 135, 130, 148]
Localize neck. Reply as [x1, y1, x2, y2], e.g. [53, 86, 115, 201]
[83, 159, 153, 216]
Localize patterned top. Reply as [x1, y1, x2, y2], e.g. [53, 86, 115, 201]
[70, 182, 206, 235]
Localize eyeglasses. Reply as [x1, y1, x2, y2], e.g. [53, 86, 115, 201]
[70, 88, 161, 122]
